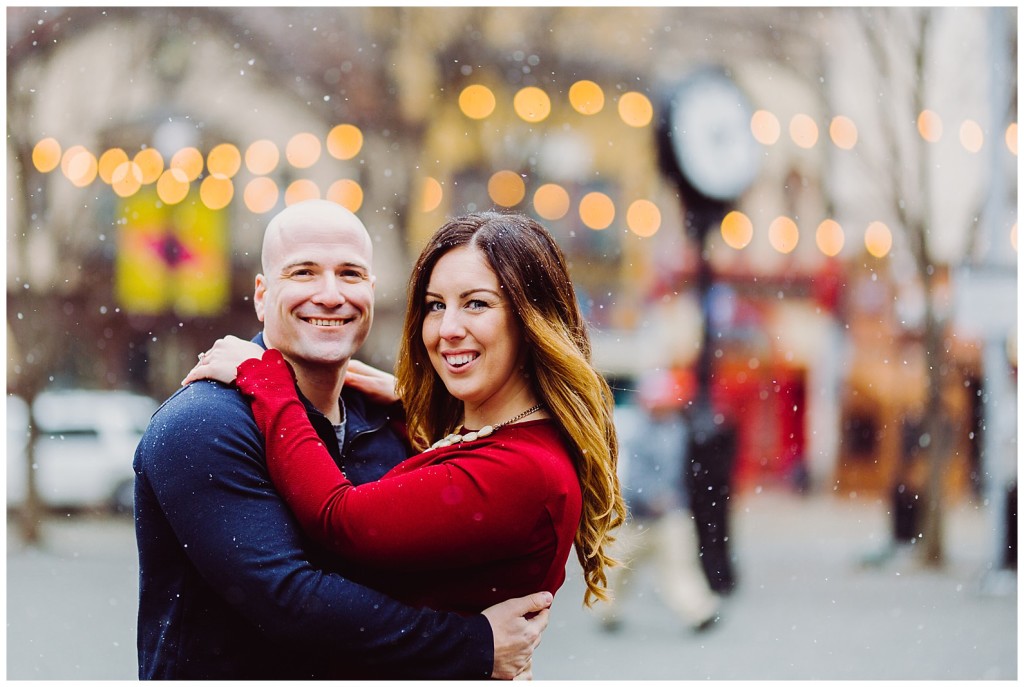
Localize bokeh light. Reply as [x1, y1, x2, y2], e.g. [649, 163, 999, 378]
[459, 85, 497, 120]
[200, 173, 234, 210]
[98, 148, 129, 184]
[488, 170, 526, 207]
[327, 124, 363, 160]
[156, 168, 190, 205]
[60, 145, 88, 179]
[244, 177, 280, 214]
[1006, 123, 1018, 156]
[327, 179, 364, 213]
[569, 80, 605, 115]
[245, 139, 280, 175]
[421, 176, 444, 213]
[626, 199, 661, 237]
[170, 147, 204, 181]
[285, 179, 321, 205]
[286, 133, 322, 169]
[769, 216, 799, 254]
[816, 219, 844, 257]
[533, 183, 570, 220]
[865, 221, 893, 258]
[789, 114, 819, 149]
[134, 148, 164, 184]
[917, 110, 943, 142]
[111, 161, 143, 197]
[513, 87, 551, 123]
[67, 149, 98, 187]
[959, 119, 984, 153]
[751, 110, 780, 145]
[721, 210, 754, 249]
[579, 191, 615, 230]
[618, 92, 653, 128]
[829, 116, 858, 150]
[32, 137, 62, 173]
[207, 143, 241, 178]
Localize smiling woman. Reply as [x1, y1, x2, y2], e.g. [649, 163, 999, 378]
[187, 211, 627, 614]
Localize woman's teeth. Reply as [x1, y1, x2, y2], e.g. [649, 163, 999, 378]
[445, 353, 477, 367]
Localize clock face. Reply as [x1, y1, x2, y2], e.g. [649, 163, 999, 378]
[668, 69, 761, 202]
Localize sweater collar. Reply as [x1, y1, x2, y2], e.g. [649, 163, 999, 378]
[250, 331, 393, 435]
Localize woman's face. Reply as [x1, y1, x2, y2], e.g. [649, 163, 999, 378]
[422, 245, 529, 418]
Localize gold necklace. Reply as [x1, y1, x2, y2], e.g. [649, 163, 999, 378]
[424, 403, 544, 452]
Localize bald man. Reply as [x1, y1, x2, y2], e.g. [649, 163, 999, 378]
[134, 200, 549, 680]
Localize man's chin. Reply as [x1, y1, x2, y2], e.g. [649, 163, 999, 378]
[289, 340, 365, 368]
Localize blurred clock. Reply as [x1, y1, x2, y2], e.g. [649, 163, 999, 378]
[660, 66, 761, 203]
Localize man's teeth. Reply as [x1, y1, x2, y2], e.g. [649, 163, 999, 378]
[446, 353, 476, 366]
[308, 318, 343, 326]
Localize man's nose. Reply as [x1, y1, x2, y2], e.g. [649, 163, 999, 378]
[312, 274, 346, 306]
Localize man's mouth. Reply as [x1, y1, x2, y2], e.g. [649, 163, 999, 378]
[303, 316, 351, 327]
[443, 352, 479, 368]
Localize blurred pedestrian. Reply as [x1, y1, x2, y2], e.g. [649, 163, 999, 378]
[597, 369, 721, 633]
[134, 201, 549, 680]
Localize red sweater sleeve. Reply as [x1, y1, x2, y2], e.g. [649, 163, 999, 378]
[235, 349, 558, 569]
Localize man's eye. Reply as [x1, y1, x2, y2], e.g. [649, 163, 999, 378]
[340, 270, 367, 283]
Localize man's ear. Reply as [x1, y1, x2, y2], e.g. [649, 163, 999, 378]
[253, 274, 267, 322]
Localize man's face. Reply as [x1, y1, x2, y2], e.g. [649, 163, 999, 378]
[254, 204, 376, 373]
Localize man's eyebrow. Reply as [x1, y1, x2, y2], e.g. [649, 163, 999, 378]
[281, 260, 369, 271]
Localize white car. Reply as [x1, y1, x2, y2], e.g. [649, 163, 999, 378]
[7, 389, 158, 513]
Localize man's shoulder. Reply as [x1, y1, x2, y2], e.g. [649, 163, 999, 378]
[136, 381, 262, 474]
[144, 381, 255, 438]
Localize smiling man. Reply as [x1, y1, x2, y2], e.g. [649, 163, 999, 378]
[133, 200, 550, 680]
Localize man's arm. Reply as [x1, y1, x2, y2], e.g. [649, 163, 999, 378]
[137, 382, 495, 679]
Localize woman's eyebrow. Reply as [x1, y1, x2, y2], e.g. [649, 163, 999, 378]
[424, 288, 501, 299]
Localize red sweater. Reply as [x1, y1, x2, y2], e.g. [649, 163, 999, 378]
[236, 349, 583, 614]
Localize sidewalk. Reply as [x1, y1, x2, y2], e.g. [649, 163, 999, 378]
[535, 489, 1017, 680]
[5, 489, 1017, 680]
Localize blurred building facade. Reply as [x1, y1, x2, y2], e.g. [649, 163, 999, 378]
[6, 7, 1017, 507]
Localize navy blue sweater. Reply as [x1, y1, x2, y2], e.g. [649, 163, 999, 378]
[133, 334, 493, 679]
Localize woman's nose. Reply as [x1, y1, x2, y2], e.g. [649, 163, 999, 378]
[437, 308, 464, 339]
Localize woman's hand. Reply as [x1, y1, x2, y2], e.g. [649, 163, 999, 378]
[344, 359, 400, 404]
[182, 336, 265, 386]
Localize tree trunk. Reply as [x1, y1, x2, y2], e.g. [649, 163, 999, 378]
[918, 286, 950, 565]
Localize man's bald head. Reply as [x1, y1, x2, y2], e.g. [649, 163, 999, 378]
[261, 199, 374, 275]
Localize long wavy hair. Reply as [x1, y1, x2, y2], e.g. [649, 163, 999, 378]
[395, 211, 626, 606]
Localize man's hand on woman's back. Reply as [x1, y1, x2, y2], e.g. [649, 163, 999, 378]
[483, 592, 553, 680]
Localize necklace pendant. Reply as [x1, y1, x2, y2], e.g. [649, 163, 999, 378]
[424, 405, 540, 453]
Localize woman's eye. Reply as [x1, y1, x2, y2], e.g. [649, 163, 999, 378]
[466, 299, 489, 310]
[426, 301, 445, 312]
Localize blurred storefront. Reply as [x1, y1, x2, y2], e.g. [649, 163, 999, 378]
[7, 7, 1016, 509]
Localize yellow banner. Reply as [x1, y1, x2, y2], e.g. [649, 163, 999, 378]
[115, 188, 229, 316]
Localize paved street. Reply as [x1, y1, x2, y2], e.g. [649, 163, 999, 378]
[6, 490, 1017, 680]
